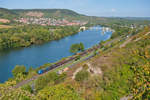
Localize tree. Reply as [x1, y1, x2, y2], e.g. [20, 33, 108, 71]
[22, 84, 33, 93]
[12, 65, 26, 77]
[70, 44, 79, 53]
[79, 42, 84, 51]
[70, 42, 84, 54]
[0, 25, 80, 50]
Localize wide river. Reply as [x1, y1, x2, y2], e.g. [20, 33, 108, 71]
[0, 26, 112, 83]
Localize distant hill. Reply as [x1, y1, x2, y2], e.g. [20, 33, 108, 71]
[0, 8, 150, 25]
[0, 8, 17, 19]
[0, 8, 89, 21]
[11, 9, 87, 21]
[12, 9, 82, 16]
[124, 17, 150, 21]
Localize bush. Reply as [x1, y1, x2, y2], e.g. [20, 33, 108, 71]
[82, 64, 89, 70]
[37, 84, 83, 100]
[35, 72, 66, 91]
[75, 70, 89, 82]
[22, 84, 33, 93]
[12, 65, 26, 77]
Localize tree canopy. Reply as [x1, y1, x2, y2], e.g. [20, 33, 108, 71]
[70, 42, 84, 54]
[0, 25, 79, 50]
[12, 65, 26, 77]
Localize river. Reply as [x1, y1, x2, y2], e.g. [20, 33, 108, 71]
[0, 26, 112, 83]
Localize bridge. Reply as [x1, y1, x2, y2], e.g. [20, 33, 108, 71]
[79, 26, 86, 31]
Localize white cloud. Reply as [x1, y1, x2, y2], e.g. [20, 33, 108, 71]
[111, 8, 116, 12]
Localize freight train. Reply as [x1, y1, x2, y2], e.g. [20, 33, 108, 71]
[38, 45, 100, 74]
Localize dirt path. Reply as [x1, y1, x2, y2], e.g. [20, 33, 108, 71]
[72, 67, 83, 79]
[134, 32, 150, 42]
[120, 38, 132, 48]
[14, 75, 39, 88]
[103, 37, 120, 46]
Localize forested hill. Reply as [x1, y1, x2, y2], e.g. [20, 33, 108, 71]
[12, 9, 83, 17]
[0, 8, 17, 19]
[0, 8, 87, 21]
[1, 8, 150, 24]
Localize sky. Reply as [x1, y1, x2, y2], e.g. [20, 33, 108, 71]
[0, 0, 150, 17]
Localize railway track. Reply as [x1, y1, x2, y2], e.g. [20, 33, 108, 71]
[14, 45, 100, 88]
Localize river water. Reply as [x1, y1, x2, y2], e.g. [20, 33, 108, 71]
[0, 26, 112, 83]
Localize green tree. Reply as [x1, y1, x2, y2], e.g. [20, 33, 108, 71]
[22, 84, 33, 93]
[12, 65, 26, 77]
[79, 42, 84, 51]
[70, 44, 79, 53]
[70, 42, 84, 54]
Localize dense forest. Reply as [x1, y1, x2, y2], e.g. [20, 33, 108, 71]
[0, 25, 79, 50]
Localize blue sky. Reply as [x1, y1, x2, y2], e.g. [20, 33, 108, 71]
[0, 0, 150, 17]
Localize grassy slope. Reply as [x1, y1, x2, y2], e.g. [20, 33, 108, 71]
[63, 27, 150, 100]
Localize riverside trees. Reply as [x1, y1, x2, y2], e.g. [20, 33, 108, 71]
[0, 25, 79, 50]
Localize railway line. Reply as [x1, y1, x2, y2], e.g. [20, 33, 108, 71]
[14, 45, 100, 88]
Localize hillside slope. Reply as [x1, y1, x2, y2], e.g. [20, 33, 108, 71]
[65, 26, 150, 100]
[0, 26, 149, 100]
[12, 9, 86, 20]
[1, 8, 150, 25]
[0, 8, 17, 19]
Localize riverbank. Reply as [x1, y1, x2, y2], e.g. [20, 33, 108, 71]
[0, 25, 80, 50]
[0, 26, 112, 83]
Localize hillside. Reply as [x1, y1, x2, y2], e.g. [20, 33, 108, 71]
[12, 9, 82, 17]
[0, 8, 87, 21]
[0, 8, 150, 25]
[0, 8, 17, 19]
[0, 25, 149, 99]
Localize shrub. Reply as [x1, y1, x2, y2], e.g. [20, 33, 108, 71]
[12, 65, 26, 77]
[37, 84, 83, 100]
[75, 70, 89, 82]
[35, 72, 66, 91]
